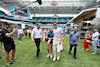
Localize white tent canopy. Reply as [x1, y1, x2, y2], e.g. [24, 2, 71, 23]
[90, 17, 100, 25]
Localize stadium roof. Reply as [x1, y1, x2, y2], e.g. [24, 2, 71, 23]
[0, 0, 98, 15]
[0, 0, 100, 28]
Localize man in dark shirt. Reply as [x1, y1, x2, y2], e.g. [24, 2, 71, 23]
[1, 22, 17, 66]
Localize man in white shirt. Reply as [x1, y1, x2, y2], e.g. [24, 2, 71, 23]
[46, 28, 49, 34]
[53, 22, 64, 61]
[31, 23, 43, 59]
[18, 27, 24, 43]
[90, 29, 99, 54]
[27, 28, 31, 38]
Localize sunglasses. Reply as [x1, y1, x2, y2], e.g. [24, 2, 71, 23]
[53, 24, 57, 25]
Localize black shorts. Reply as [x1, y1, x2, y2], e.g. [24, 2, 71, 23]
[50, 40, 53, 44]
[45, 38, 48, 42]
[25, 33, 27, 36]
[0, 39, 3, 42]
[0, 37, 3, 42]
[4, 44, 15, 52]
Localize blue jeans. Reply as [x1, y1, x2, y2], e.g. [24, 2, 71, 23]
[92, 40, 98, 53]
[98, 39, 100, 44]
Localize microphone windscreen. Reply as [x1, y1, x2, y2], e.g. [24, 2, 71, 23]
[37, 0, 42, 5]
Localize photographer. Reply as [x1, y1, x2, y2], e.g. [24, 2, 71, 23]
[1, 22, 17, 65]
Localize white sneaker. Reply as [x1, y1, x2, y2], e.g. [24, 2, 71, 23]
[6, 62, 13, 66]
[0, 50, 4, 53]
[82, 48, 84, 49]
[19, 41, 21, 43]
[50, 54, 52, 58]
[47, 54, 50, 58]
[57, 56, 60, 61]
[53, 58, 56, 61]
[19, 41, 22, 43]
[11, 58, 18, 61]
[86, 49, 89, 50]
[1, 46, 4, 48]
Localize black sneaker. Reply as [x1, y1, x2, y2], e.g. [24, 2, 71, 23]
[39, 50, 41, 54]
[0, 57, 2, 59]
[69, 51, 71, 54]
[6, 62, 13, 66]
[37, 56, 39, 60]
[11, 58, 18, 61]
[74, 56, 77, 59]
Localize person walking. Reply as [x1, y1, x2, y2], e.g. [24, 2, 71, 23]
[46, 27, 54, 58]
[0, 28, 3, 48]
[0, 28, 4, 53]
[68, 27, 80, 59]
[53, 22, 64, 61]
[90, 29, 99, 54]
[18, 27, 24, 43]
[31, 22, 43, 59]
[1, 22, 18, 65]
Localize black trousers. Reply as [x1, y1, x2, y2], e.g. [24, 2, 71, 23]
[34, 38, 41, 57]
[69, 44, 77, 57]
[29, 33, 31, 38]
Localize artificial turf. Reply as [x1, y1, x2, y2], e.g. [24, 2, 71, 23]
[0, 35, 100, 67]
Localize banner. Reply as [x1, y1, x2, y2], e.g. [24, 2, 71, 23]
[10, 6, 14, 15]
[27, 10, 30, 17]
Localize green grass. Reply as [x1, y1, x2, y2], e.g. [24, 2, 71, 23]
[0, 35, 100, 67]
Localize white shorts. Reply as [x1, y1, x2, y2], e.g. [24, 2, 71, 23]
[53, 40, 60, 52]
[47, 39, 53, 45]
[47, 40, 51, 44]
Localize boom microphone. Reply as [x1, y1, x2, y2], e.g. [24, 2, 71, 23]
[37, 0, 42, 5]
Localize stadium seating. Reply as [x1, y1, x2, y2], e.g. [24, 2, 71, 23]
[32, 17, 73, 22]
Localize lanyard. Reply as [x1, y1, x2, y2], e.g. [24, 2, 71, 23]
[4, 27, 13, 39]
